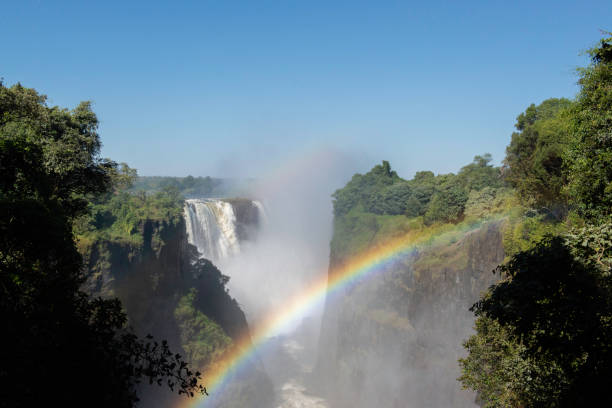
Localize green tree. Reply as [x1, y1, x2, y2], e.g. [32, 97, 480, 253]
[423, 174, 468, 224]
[332, 160, 401, 216]
[420, 154, 502, 224]
[463, 225, 612, 407]
[503, 98, 573, 217]
[457, 153, 503, 192]
[404, 171, 436, 217]
[368, 181, 413, 215]
[459, 317, 529, 408]
[0, 81, 204, 407]
[461, 36, 612, 407]
[110, 162, 139, 191]
[565, 34, 612, 220]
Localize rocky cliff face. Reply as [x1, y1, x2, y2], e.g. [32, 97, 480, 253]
[80, 217, 273, 407]
[224, 198, 263, 242]
[83, 219, 186, 337]
[315, 221, 505, 408]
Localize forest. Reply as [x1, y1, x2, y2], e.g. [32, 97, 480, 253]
[326, 35, 611, 407]
[458, 35, 612, 407]
[0, 30, 610, 408]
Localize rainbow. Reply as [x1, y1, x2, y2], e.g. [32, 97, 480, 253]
[180, 216, 503, 407]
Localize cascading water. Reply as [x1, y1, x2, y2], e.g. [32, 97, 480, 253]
[183, 196, 332, 407]
[184, 199, 241, 262]
[252, 200, 268, 224]
[184, 198, 264, 263]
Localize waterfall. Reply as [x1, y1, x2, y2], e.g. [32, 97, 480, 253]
[252, 200, 268, 225]
[184, 198, 263, 263]
[184, 199, 241, 262]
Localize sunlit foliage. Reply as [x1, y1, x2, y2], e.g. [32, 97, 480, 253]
[565, 34, 612, 220]
[461, 34, 612, 407]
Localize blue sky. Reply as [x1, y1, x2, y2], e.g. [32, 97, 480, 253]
[1, 0, 610, 178]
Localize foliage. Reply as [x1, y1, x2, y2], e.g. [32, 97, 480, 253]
[458, 317, 528, 408]
[565, 34, 612, 220]
[132, 175, 220, 197]
[468, 227, 612, 407]
[462, 36, 612, 407]
[502, 35, 612, 221]
[175, 289, 232, 369]
[459, 314, 569, 408]
[131, 175, 252, 198]
[330, 154, 507, 267]
[423, 174, 468, 224]
[0, 81, 204, 407]
[333, 155, 502, 225]
[421, 154, 503, 224]
[368, 181, 414, 215]
[331, 209, 388, 260]
[566, 221, 612, 272]
[0, 82, 114, 217]
[75, 181, 185, 248]
[456, 153, 504, 192]
[463, 187, 514, 221]
[332, 160, 401, 216]
[404, 171, 437, 217]
[501, 212, 568, 259]
[503, 98, 573, 217]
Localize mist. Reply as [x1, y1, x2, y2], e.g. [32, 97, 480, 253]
[185, 148, 359, 405]
[185, 145, 502, 408]
[222, 150, 355, 318]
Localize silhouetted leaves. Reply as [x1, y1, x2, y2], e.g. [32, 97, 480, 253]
[0, 81, 205, 407]
[469, 230, 612, 407]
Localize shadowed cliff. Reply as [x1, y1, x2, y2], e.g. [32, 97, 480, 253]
[314, 220, 504, 408]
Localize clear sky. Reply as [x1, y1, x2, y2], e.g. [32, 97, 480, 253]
[1, 0, 610, 179]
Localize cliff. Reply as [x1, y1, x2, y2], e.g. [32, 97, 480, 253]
[315, 219, 505, 408]
[223, 198, 262, 242]
[78, 215, 273, 407]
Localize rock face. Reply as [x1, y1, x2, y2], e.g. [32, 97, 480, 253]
[82, 218, 250, 338]
[80, 217, 273, 407]
[224, 198, 264, 242]
[83, 219, 188, 337]
[314, 221, 505, 408]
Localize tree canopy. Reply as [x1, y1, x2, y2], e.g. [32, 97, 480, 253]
[503, 98, 572, 217]
[565, 34, 612, 220]
[333, 154, 503, 224]
[0, 81, 205, 407]
[459, 34, 612, 407]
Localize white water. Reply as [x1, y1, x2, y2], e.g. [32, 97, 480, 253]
[183, 196, 331, 407]
[184, 198, 241, 263]
[252, 199, 268, 224]
[274, 338, 329, 408]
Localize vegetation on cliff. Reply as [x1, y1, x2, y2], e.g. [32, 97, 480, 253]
[458, 34, 612, 407]
[131, 175, 253, 198]
[175, 288, 232, 368]
[326, 33, 612, 408]
[464, 228, 612, 407]
[332, 155, 504, 222]
[322, 157, 509, 407]
[0, 82, 205, 407]
[70, 146, 270, 406]
[74, 164, 184, 249]
[330, 155, 510, 263]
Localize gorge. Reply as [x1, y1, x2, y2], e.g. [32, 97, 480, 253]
[78, 162, 512, 408]
[175, 193, 506, 408]
[3, 30, 611, 408]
